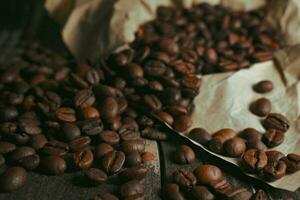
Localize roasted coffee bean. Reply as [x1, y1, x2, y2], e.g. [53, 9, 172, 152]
[224, 137, 246, 157]
[191, 186, 215, 200]
[174, 145, 195, 164]
[250, 190, 268, 200]
[225, 188, 252, 200]
[209, 128, 236, 154]
[120, 180, 144, 199]
[143, 95, 162, 111]
[156, 111, 174, 125]
[242, 149, 268, 172]
[141, 127, 167, 140]
[281, 153, 300, 173]
[121, 140, 145, 153]
[29, 134, 48, 150]
[69, 136, 91, 151]
[137, 115, 154, 128]
[262, 129, 284, 148]
[0, 167, 27, 192]
[56, 107, 76, 122]
[205, 48, 218, 65]
[188, 128, 211, 145]
[99, 97, 119, 119]
[263, 160, 286, 180]
[107, 116, 122, 131]
[0, 142, 16, 155]
[99, 130, 120, 145]
[159, 37, 179, 56]
[266, 150, 285, 162]
[173, 115, 192, 132]
[0, 107, 19, 122]
[8, 146, 36, 163]
[148, 80, 164, 91]
[263, 113, 289, 133]
[102, 151, 125, 174]
[125, 151, 142, 167]
[8, 133, 30, 145]
[80, 119, 104, 136]
[94, 143, 114, 159]
[253, 80, 274, 93]
[80, 106, 100, 120]
[119, 166, 148, 181]
[118, 98, 128, 114]
[43, 140, 69, 156]
[250, 98, 271, 117]
[163, 88, 181, 105]
[73, 149, 93, 169]
[173, 62, 195, 75]
[126, 63, 144, 78]
[18, 154, 40, 171]
[41, 155, 67, 175]
[118, 125, 139, 141]
[85, 168, 108, 185]
[93, 192, 119, 200]
[168, 106, 188, 116]
[181, 75, 201, 90]
[162, 183, 184, 200]
[172, 169, 197, 188]
[61, 123, 81, 141]
[246, 139, 267, 151]
[239, 128, 261, 141]
[0, 122, 17, 135]
[194, 164, 224, 186]
[93, 84, 117, 99]
[86, 68, 100, 85]
[144, 60, 166, 77]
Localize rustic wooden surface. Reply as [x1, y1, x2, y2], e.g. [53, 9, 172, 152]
[0, 1, 300, 199]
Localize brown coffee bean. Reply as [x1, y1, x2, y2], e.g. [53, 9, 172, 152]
[250, 190, 268, 200]
[93, 84, 117, 99]
[250, 98, 271, 117]
[0, 167, 27, 192]
[156, 111, 174, 125]
[43, 140, 69, 156]
[80, 119, 104, 136]
[263, 130, 283, 149]
[99, 130, 120, 145]
[188, 128, 211, 145]
[102, 151, 125, 174]
[281, 153, 300, 173]
[263, 160, 286, 181]
[61, 123, 81, 142]
[144, 60, 166, 77]
[143, 94, 162, 111]
[80, 106, 100, 120]
[239, 128, 261, 141]
[159, 37, 179, 56]
[148, 80, 164, 92]
[120, 180, 144, 199]
[85, 168, 108, 185]
[121, 140, 145, 153]
[266, 150, 285, 162]
[205, 48, 218, 65]
[224, 137, 246, 157]
[242, 149, 268, 172]
[100, 97, 119, 120]
[125, 151, 142, 167]
[173, 62, 195, 75]
[168, 106, 188, 116]
[246, 139, 267, 151]
[41, 156, 67, 175]
[86, 68, 100, 85]
[253, 80, 274, 93]
[162, 183, 184, 200]
[0, 142, 16, 155]
[194, 164, 224, 186]
[174, 145, 195, 164]
[73, 149, 93, 169]
[191, 186, 215, 200]
[8, 146, 36, 163]
[74, 89, 95, 108]
[18, 154, 40, 171]
[126, 63, 144, 78]
[173, 169, 197, 188]
[69, 136, 91, 151]
[0, 122, 17, 135]
[141, 127, 167, 140]
[95, 143, 114, 159]
[56, 107, 76, 122]
[118, 98, 128, 114]
[173, 115, 192, 132]
[263, 113, 289, 133]
[209, 128, 236, 154]
[225, 188, 252, 200]
[119, 166, 148, 181]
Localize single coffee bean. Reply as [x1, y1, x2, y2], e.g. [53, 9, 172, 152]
[159, 37, 179, 56]
[191, 186, 215, 200]
[8, 146, 36, 163]
[74, 89, 95, 108]
[188, 128, 211, 145]
[56, 107, 76, 122]
[263, 160, 286, 181]
[141, 127, 167, 140]
[266, 150, 285, 162]
[80, 106, 100, 120]
[212, 178, 231, 194]
[102, 151, 125, 174]
[73, 149, 93, 169]
[167, 106, 188, 116]
[19, 124, 42, 135]
[29, 134, 48, 150]
[18, 154, 40, 171]
[0, 142, 16, 154]
[250, 190, 268, 200]
[262, 129, 284, 148]
[86, 68, 100, 85]
[80, 119, 104, 136]
[0, 122, 17, 135]
[95, 143, 114, 159]
[118, 125, 139, 141]
[69, 136, 91, 151]
[0, 167, 27, 192]
[99, 97, 119, 119]
[93, 192, 119, 200]
[0, 106, 19, 122]
[137, 115, 154, 128]
[162, 183, 184, 200]
[43, 140, 69, 156]
[224, 137, 246, 157]
[172, 169, 197, 188]
[99, 130, 120, 145]
[174, 145, 195, 164]
[106, 116, 122, 131]
[41, 156, 67, 175]
[181, 75, 201, 90]
[156, 111, 174, 125]
[85, 168, 107, 185]
[125, 151, 142, 167]
[93, 84, 117, 99]
[263, 113, 289, 133]
[194, 164, 224, 186]
[121, 140, 145, 153]
[143, 94, 162, 111]
[281, 153, 300, 173]
[61, 123, 81, 141]
[126, 63, 144, 78]
[119, 166, 148, 181]
[242, 149, 268, 172]
[224, 188, 252, 200]
[246, 139, 267, 151]
[120, 180, 144, 198]
[118, 98, 128, 114]
[173, 62, 195, 75]
[209, 128, 236, 154]
[239, 128, 261, 141]
[205, 47, 218, 65]
[250, 98, 271, 117]
[253, 80, 274, 93]
[8, 133, 30, 145]
[173, 115, 192, 132]
[148, 80, 164, 92]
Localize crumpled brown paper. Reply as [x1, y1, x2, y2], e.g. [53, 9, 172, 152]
[45, 0, 300, 191]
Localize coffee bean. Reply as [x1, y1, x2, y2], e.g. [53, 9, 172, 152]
[69, 136, 91, 151]
[93, 192, 119, 200]
[8, 133, 30, 145]
[266, 150, 285, 162]
[253, 80, 274, 93]
[281, 153, 300, 173]
[191, 186, 215, 200]
[93, 84, 117, 99]
[0, 122, 17, 135]
[61, 123, 81, 141]
[118, 125, 139, 141]
[194, 164, 224, 186]
[137, 115, 154, 128]
[56, 107, 76, 122]
[263, 160, 286, 180]
[0, 167, 27, 192]
[263, 113, 289, 133]
[159, 37, 179, 56]
[119, 166, 148, 181]
[80, 119, 104, 136]
[28, 134, 47, 150]
[120, 180, 144, 199]
[102, 151, 125, 174]
[173, 115, 192, 132]
[262, 129, 284, 148]
[126, 63, 144, 78]
[174, 145, 195, 164]
[250, 98, 271, 117]
[172, 169, 197, 188]
[225, 188, 252, 200]
[205, 48, 218, 65]
[181, 75, 201, 90]
[99, 130, 120, 145]
[188, 128, 211, 145]
[80, 106, 100, 120]
[18, 154, 40, 171]
[43, 140, 69, 156]
[8, 146, 36, 163]
[148, 80, 164, 92]
[125, 151, 142, 167]
[0, 142, 16, 155]
[156, 111, 174, 125]
[162, 183, 184, 200]
[0, 107, 19, 122]
[141, 127, 167, 140]
[242, 149, 268, 172]
[99, 97, 119, 119]
[41, 155, 67, 175]
[121, 140, 145, 153]
[86, 68, 100, 85]
[143, 95, 162, 111]
[85, 168, 107, 185]
[73, 149, 93, 169]
[224, 137, 246, 157]
[250, 190, 268, 200]
[239, 128, 261, 141]
[209, 128, 236, 154]
[95, 143, 114, 159]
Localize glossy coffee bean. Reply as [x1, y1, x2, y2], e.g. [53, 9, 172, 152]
[120, 180, 144, 199]
[263, 160, 286, 180]
[121, 140, 145, 153]
[141, 127, 167, 140]
[99, 97, 119, 120]
[262, 129, 284, 148]
[74, 89, 95, 108]
[94, 143, 114, 159]
[239, 128, 261, 141]
[18, 154, 40, 171]
[209, 128, 236, 154]
[242, 149, 267, 172]
[85, 168, 107, 185]
[194, 165, 224, 186]
[80, 119, 104, 136]
[43, 140, 69, 156]
[126, 63, 144, 78]
[69, 136, 91, 151]
[125, 151, 142, 167]
[224, 137, 246, 157]
[143, 94, 162, 111]
[281, 153, 300, 173]
[73, 149, 93, 169]
[162, 183, 184, 200]
[80, 106, 100, 120]
[0, 107, 19, 122]
[156, 111, 174, 125]
[119, 166, 148, 181]
[0, 142, 16, 155]
[159, 37, 179, 56]
[8, 146, 36, 163]
[173, 115, 192, 132]
[246, 139, 267, 151]
[188, 128, 211, 145]
[263, 113, 289, 133]
[172, 169, 197, 188]
[102, 151, 125, 174]
[61, 123, 81, 141]
[253, 80, 274, 93]
[0, 167, 27, 192]
[191, 186, 215, 200]
[174, 145, 195, 164]
[266, 150, 285, 162]
[29, 134, 48, 150]
[250, 98, 271, 117]
[55, 107, 76, 122]
[41, 156, 67, 175]
[99, 130, 120, 145]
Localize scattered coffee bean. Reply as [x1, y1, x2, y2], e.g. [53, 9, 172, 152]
[263, 160, 286, 180]
[120, 180, 144, 199]
[162, 183, 184, 200]
[242, 149, 268, 172]
[262, 129, 284, 148]
[224, 137, 246, 157]
[173, 115, 192, 132]
[253, 80, 274, 93]
[174, 145, 195, 164]
[194, 164, 224, 186]
[61, 123, 81, 141]
[281, 153, 300, 173]
[99, 130, 120, 145]
[95, 143, 114, 159]
[43, 140, 69, 156]
[266, 150, 285, 162]
[250, 98, 271, 117]
[8, 146, 36, 163]
[69, 136, 91, 151]
[73, 149, 93, 169]
[141, 127, 167, 140]
[119, 166, 148, 181]
[85, 168, 107, 185]
[172, 169, 197, 188]
[0, 167, 27, 192]
[0, 142, 16, 155]
[188, 128, 211, 145]
[263, 113, 289, 133]
[121, 140, 145, 153]
[125, 151, 142, 167]
[191, 185, 215, 200]
[239, 128, 261, 141]
[18, 154, 40, 171]
[40, 156, 67, 175]
[102, 151, 125, 174]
